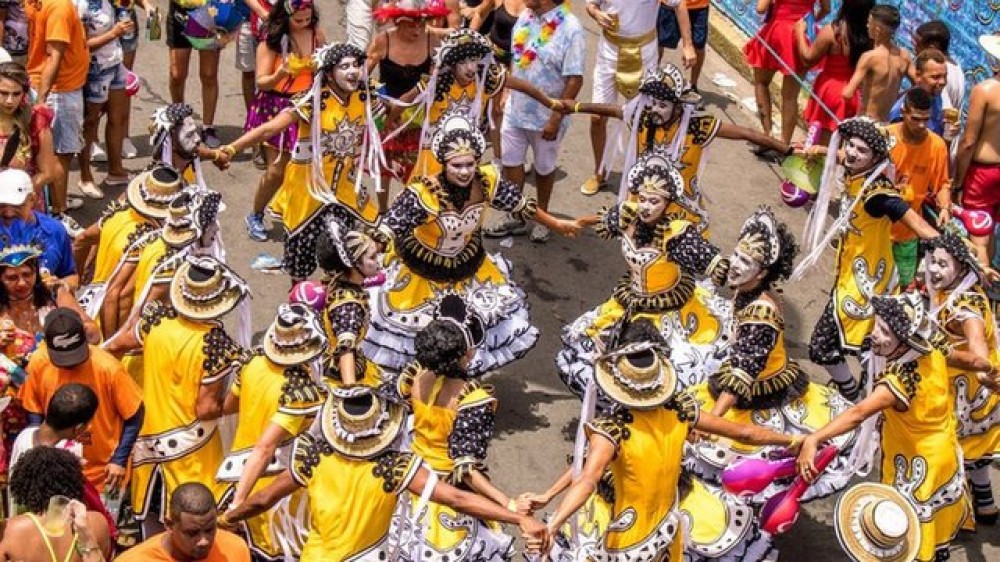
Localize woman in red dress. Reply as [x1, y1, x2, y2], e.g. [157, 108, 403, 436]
[794, 0, 873, 145]
[743, 0, 829, 146]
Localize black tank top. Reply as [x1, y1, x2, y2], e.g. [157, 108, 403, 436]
[378, 33, 432, 99]
[489, 2, 518, 54]
[464, 0, 495, 35]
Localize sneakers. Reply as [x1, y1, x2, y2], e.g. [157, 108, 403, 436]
[122, 137, 139, 159]
[52, 213, 83, 238]
[530, 224, 551, 243]
[90, 143, 107, 162]
[580, 175, 604, 196]
[203, 127, 221, 149]
[245, 212, 268, 241]
[484, 213, 529, 238]
[253, 148, 267, 170]
[77, 180, 104, 199]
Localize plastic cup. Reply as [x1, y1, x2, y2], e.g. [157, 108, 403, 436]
[42, 495, 71, 535]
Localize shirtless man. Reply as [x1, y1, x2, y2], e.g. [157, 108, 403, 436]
[955, 35, 1000, 265]
[842, 4, 910, 122]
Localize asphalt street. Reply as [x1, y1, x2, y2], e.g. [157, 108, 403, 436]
[70, 2, 1000, 559]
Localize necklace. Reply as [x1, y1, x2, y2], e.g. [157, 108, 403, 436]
[511, 4, 569, 70]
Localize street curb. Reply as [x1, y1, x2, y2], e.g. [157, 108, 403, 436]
[707, 8, 808, 128]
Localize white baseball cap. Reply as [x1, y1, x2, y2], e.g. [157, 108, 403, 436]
[0, 169, 33, 206]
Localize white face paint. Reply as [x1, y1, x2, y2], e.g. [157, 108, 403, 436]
[332, 56, 361, 92]
[357, 244, 381, 278]
[444, 153, 477, 187]
[871, 315, 903, 357]
[637, 191, 668, 224]
[843, 136, 876, 173]
[647, 98, 676, 126]
[176, 116, 201, 155]
[926, 247, 962, 291]
[727, 247, 765, 290]
[454, 58, 479, 85]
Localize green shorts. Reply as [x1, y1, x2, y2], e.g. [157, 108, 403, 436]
[892, 239, 919, 288]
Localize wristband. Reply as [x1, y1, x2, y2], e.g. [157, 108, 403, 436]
[507, 499, 518, 512]
[788, 436, 802, 450]
[221, 145, 237, 157]
[573, 102, 581, 114]
[75, 543, 100, 556]
[548, 99, 559, 110]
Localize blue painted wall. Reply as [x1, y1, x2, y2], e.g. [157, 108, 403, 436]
[713, 0, 999, 104]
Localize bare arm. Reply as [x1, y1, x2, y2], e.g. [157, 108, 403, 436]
[195, 379, 227, 421]
[226, 470, 300, 523]
[463, 469, 511, 507]
[947, 348, 994, 374]
[255, 43, 287, 91]
[546, 435, 615, 532]
[54, 285, 100, 343]
[32, 127, 58, 194]
[365, 31, 387, 75]
[795, 23, 832, 69]
[228, 111, 298, 154]
[898, 209, 939, 239]
[708, 391, 739, 418]
[232, 423, 292, 506]
[507, 76, 559, 109]
[412, 467, 521, 526]
[954, 84, 986, 189]
[718, 122, 789, 154]
[695, 411, 796, 446]
[86, 19, 131, 50]
[842, 52, 871, 103]
[815, 0, 830, 21]
[568, 102, 624, 120]
[755, 0, 772, 15]
[38, 41, 66, 102]
[467, 0, 497, 31]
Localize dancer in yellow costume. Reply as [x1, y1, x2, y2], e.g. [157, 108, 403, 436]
[222, 384, 549, 561]
[364, 114, 591, 375]
[218, 42, 385, 281]
[398, 28, 554, 180]
[794, 117, 939, 402]
[539, 321, 796, 560]
[314, 225, 383, 386]
[924, 232, 1000, 526]
[390, 298, 520, 560]
[75, 165, 184, 338]
[796, 292, 1000, 562]
[148, 102, 222, 186]
[122, 256, 250, 534]
[557, 151, 730, 409]
[562, 64, 788, 226]
[104, 190, 224, 385]
[218, 304, 326, 561]
[686, 207, 855, 504]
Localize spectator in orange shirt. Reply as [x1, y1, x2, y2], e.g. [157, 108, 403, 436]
[24, 0, 90, 235]
[888, 87, 952, 288]
[19, 307, 144, 493]
[116, 482, 251, 562]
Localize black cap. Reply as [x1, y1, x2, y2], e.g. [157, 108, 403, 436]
[43, 308, 90, 368]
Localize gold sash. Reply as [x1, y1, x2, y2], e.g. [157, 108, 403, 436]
[602, 28, 657, 99]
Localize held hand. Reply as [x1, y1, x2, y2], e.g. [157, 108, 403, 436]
[517, 492, 550, 514]
[114, 20, 136, 37]
[217, 510, 238, 530]
[936, 207, 952, 228]
[590, 9, 615, 31]
[795, 436, 819, 482]
[213, 149, 233, 170]
[68, 500, 96, 543]
[977, 371, 1000, 393]
[541, 115, 561, 141]
[520, 517, 551, 555]
[681, 45, 697, 69]
[104, 463, 126, 492]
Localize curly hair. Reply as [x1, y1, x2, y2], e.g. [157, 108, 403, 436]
[9, 448, 85, 514]
[315, 229, 351, 276]
[414, 320, 469, 379]
[755, 221, 799, 290]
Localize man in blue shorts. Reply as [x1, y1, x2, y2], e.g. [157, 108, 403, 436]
[658, 0, 708, 91]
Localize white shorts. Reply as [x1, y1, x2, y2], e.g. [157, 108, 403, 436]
[591, 36, 659, 104]
[500, 123, 562, 176]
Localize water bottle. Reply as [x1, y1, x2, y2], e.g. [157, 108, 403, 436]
[117, 8, 135, 41]
[147, 6, 162, 41]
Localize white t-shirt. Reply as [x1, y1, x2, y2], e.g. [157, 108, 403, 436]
[76, 0, 124, 69]
[589, 0, 665, 36]
[943, 60, 965, 111]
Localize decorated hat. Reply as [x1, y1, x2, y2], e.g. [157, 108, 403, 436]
[325, 220, 377, 270]
[263, 303, 327, 366]
[625, 150, 684, 200]
[594, 341, 677, 410]
[435, 28, 492, 68]
[162, 190, 223, 248]
[980, 33, 1000, 60]
[737, 206, 783, 268]
[313, 42, 366, 74]
[638, 64, 697, 104]
[0, 244, 41, 268]
[836, 117, 895, 162]
[319, 384, 405, 459]
[374, 0, 449, 22]
[169, 255, 250, 321]
[432, 113, 486, 164]
[127, 165, 186, 220]
[435, 293, 485, 349]
[835, 483, 920, 562]
[870, 292, 934, 354]
[921, 231, 984, 284]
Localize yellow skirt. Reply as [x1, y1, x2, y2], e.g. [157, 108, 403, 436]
[267, 161, 326, 235]
[584, 284, 724, 346]
[953, 370, 1000, 461]
[131, 437, 227, 520]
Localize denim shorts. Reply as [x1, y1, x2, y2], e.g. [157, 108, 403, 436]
[84, 62, 127, 104]
[658, 5, 709, 50]
[46, 89, 84, 154]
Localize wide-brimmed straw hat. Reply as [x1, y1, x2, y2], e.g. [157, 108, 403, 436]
[162, 190, 224, 248]
[594, 342, 677, 410]
[980, 34, 1000, 60]
[169, 256, 249, 321]
[834, 483, 920, 562]
[127, 165, 185, 220]
[263, 303, 327, 366]
[319, 385, 405, 459]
